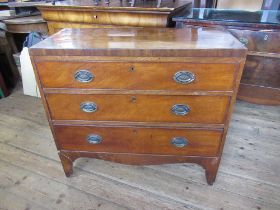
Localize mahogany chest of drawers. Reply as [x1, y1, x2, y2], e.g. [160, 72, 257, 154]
[29, 27, 247, 185]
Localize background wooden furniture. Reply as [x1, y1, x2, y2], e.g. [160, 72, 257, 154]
[193, 0, 280, 10]
[0, 71, 9, 97]
[3, 15, 47, 34]
[8, 0, 43, 15]
[30, 27, 246, 185]
[174, 9, 280, 105]
[0, 23, 19, 92]
[2, 15, 47, 53]
[36, 0, 192, 34]
[191, 0, 217, 8]
[0, 1, 12, 93]
[0, 2, 47, 95]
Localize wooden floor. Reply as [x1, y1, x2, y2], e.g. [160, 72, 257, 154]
[0, 86, 279, 210]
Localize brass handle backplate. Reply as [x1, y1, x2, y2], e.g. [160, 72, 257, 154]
[87, 134, 102, 144]
[171, 137, 188, 148]
[75, 70, 94, 83]
[80, 102, 98, 113]
[173, 71, 195, 84]
[171, 104, 190, 116]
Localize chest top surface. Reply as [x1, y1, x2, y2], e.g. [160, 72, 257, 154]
[29, 27, 247, 57]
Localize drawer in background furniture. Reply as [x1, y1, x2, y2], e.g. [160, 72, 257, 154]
[241, 55, 280, 89]
[54, 125, 223, 156]
[238, 83, 280, 106]
[47, 21, 134, 34]
[46, 94, 229, 124]
[36, 61, 237, 91]
[229, 29, 280, 53]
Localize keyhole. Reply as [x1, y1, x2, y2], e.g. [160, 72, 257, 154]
[128, 66, 135, 72]
[131, 96, 136, 103]
[264, 34, 268, 41]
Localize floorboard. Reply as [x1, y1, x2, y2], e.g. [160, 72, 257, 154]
[0, 87, 279, 210]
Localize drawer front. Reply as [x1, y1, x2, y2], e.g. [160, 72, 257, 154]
[47, 94, 229, 124]
[36, 61, 236, 91]
[241, 55, 280, 89]
[54, 125, 223, 156]
[229, 29, 280, 53]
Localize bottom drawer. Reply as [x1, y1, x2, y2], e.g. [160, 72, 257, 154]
[54, 125, 223, 156]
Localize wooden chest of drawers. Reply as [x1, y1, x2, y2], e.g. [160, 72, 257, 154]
[29, 27, 246, 185]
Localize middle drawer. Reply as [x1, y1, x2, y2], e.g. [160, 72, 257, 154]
[46, 94, 229, 124]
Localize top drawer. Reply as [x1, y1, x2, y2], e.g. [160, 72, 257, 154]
[36, 61, 236, 91]
[229, 29, 280, 53]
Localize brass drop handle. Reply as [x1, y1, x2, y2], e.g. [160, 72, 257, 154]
[171, 104, 190, 116]
[75, 70, 94, 83]
[171, 137, 188, 148]
[87, 134, 102, 144]
[80, 102, 98, 113]
[173, 71, 195, 84]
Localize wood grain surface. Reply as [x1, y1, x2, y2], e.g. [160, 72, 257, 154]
[46, 93, 229, 124]
[2, 16, 48, 34]
[37, 0, 192, 33]
[228, 28, 280, 54]
[54, 125, 222, 156]
[241, 55, 280, 89]
[238, 83, 280, 105]
[46, 21, 136, 34]
[36, 61, 236, 91]
[29, 28, 247, 57]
